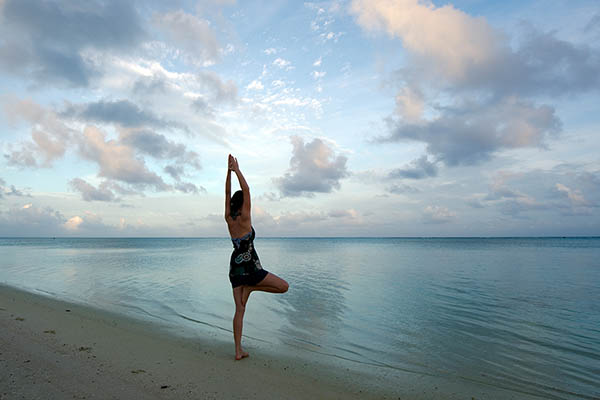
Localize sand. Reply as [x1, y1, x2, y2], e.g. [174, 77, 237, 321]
[1, 284, 400, 399]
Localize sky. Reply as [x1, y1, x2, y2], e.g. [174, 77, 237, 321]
[0, 0, 599, 237]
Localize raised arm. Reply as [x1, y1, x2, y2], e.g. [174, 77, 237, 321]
[230, 157, 251, 220]
[225, 155, 233, 220]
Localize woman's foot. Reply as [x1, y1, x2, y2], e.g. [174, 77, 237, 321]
[235, 349, 249, 360]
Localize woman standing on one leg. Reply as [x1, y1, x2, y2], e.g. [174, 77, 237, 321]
[225, 154, 289, 360]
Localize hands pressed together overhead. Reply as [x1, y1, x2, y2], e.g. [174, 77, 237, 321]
[228, 154, 239, 172]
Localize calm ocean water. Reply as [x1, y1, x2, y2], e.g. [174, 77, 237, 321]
[1, 237, 599, 399]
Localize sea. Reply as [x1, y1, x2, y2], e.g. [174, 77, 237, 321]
[0, 237, 598, 399]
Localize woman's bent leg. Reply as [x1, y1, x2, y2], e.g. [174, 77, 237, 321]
[256, 272, 289, 292]
[232, 286, 249, 360]
[242, 272, 289, 305]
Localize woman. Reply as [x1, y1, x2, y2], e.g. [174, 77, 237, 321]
[225, 154, 289, 360]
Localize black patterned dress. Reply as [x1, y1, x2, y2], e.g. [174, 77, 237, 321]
[229, 227, 268, 288]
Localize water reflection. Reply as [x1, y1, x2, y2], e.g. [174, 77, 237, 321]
[257, 239, 350, 350]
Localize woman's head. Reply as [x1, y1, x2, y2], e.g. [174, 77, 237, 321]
[230, 190, 243, 218]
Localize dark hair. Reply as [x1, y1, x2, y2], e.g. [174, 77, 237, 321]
[230, 190, 243, 218]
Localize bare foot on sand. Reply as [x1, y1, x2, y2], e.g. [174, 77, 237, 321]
[235, 349, 249, 360]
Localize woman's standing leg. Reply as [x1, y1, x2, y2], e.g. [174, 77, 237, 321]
[232, 286, 249, 360]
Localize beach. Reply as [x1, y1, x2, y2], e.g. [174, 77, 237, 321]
[2, 238, 598, 399]
[1, 283, 552, 400]
[1, 284, 401, 399]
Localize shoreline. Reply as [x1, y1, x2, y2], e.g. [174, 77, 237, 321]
[0, 283, 546, 399]
[0, 283, 397, 399]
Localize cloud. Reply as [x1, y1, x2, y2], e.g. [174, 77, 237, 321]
[3, 98, 74, 167]
[584, 14, 600, 34]
[61, 99, 186, 131]
[119, 129, 201, 169]
[64, 215, 84, 231]
[152, 10, 220, 65]
[554, 183, 588, 207]
[264, 48, 277, 55]
[0, 0, 144, 87]
[69, 178, 118, 202]
[386, 183, 420, 194]
[174, 182, 204, 194]
[328, 209, 359, 219]
[275, 136, 349, 197]
[77, 126, 170, 190]
[351, 0, 502, 83]
[190, 97, 215, 118]
[3, 98, 202, 197]
[311, 71, 326, 79]
[422, 205, 456, 224]
[389, 155, 438, 179]
[352, 0, 599, 166]
[273, 58, 292, 69]
[319, 31, 344, 43]
[469, 166, 600, 217]
[0, 178, 30, 198]
[247, 80, 264, 90]
[380, 96, 561, 166]
[0, 203, 66, 236]
[395, 86, 424, 123]
[197, 71, 237, 104]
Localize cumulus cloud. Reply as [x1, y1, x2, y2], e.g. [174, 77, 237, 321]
[3, 98, 75, 167]
[0, 0, 144, 87]
[77, 126, 170, 191]
[3, 98, 202, 197]
[152, 10, 220, 65]
[381, 96, 561, 166]
[275, 136, 349, 197]
[119, 129, 201, 169]
[61, 99, 187, 131]
[389, 155, 438, 179]
[64, 215, 84, 231]
[69, 178, 118, 202]
[351, 0, 600, 166]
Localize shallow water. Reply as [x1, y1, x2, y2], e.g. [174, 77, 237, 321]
[1, 237, 599, 399]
